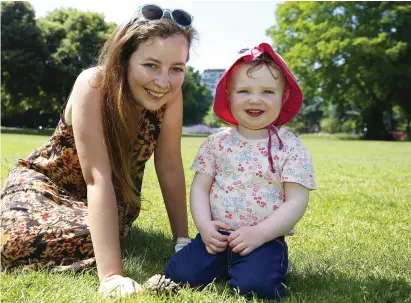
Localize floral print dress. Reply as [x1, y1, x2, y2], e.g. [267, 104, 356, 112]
[0, 106, 164, 271]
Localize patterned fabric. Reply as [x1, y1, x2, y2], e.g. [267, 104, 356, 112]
[191, 127, 316, 231]
[1, 105, 164, 271]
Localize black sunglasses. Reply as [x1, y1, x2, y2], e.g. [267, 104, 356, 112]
[136, 4, 193, 28]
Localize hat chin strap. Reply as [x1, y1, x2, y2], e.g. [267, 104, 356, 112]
[267, 124, 283, 173]
[266, 84, 289, 173]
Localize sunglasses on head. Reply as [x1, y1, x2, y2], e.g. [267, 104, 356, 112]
[135, 4, 193, 28]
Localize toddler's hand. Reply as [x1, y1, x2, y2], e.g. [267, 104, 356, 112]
[228, 226, 265, 256]
[98, 275, 142, 298]
[198, 220, 230, 255]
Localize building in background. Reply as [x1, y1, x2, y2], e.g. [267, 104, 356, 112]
[201, 69, 225, 96]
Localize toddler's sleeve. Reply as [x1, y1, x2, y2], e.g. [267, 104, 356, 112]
[281, 139, 316, 190]
[191, 135, 217, 177]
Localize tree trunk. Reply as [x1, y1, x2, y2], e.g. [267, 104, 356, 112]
[363, 102, 393, 140]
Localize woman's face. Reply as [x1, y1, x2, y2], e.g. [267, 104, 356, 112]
[127, 34, 189, 111]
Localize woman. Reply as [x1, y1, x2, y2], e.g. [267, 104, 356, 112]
[1, 4, 196, 297]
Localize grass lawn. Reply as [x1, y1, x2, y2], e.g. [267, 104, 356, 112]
[1, 131, 411, 303]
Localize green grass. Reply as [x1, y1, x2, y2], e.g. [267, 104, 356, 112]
[1, 131, 411, 303]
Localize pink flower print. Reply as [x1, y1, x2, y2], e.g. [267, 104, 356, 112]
[214, 194, 218, 198]
[252, 184, 261, 192]
[238, 164, 245, 172]
[198, 156, 205, 165]
[219, 143, 224, 151]
[273, 205, 279, 211]
[273, 155, 279, 160]
[246, 208, 252, 213]
[259, 201, 267, 208]
[41, 212, 50, 221]
[250, 222, 257, 226]
[240, 215, 246, 220]
[258, 165, 262, 169]
[225, 211, 232, 219]
[46, 162, 57, 168]
[227, 148, 233, 152]
[252, 215, 257, 220]
[255, 171, 263, 177]
[264, 216, 268, 220]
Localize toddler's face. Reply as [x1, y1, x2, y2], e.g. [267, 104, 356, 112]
[227, 63, 285, 137]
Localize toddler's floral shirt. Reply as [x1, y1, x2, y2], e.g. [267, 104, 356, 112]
[192, 127, 316, 231]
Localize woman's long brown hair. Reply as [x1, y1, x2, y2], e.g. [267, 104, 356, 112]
[96, 15, 196, 208]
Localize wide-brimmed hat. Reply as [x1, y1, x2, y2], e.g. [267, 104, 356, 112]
[213, 43, 303, 126]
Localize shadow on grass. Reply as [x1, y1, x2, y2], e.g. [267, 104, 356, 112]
[1, 127, 55, 137]
[121, 226, 175, 281]
[286, 270, 411, 302]
[121, 230, 411, 302]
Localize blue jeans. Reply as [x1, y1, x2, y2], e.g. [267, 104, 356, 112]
[165, 232, 288, 299]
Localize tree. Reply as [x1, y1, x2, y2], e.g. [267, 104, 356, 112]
[37, 8, 116, 111]
[203, 104, 228, 128]
[267, 2, 411, 140]
[182, 67, 213, 125]
[1, 2, 48, 117]
[1, 5, 116, 127]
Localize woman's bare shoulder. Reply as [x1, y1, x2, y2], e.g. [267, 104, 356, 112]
[65, 67, 104, 124]
[76, 67, 103, 92]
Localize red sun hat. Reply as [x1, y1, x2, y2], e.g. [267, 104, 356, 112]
[213, 43, 303, 126]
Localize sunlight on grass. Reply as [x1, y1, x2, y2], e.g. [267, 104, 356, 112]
[1, 131, 410, 302]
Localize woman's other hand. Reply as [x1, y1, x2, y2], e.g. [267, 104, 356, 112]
[98, 275, 142, 298]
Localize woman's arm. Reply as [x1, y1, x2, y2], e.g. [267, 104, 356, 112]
[256, 182, 309, 242]
[154, 90, 188, 239]
[71, 68, 123, 281]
